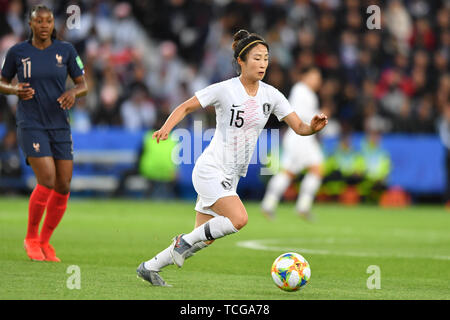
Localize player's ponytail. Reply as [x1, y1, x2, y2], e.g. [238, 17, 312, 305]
[232, 30, 250, 51]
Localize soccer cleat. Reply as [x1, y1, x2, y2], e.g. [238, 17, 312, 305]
[170, 234, 192, 268]
[298, 210, 315, 222]
[40, 243, 61, 262]
[261, 209, 275, 221]
[24, 238, 45, 261]
[136, 263, 171, 287]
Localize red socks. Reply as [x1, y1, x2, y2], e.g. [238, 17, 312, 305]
[39, 191, 70, 245]
[26, 184, 52, 240]
[26, 184, 70, 244]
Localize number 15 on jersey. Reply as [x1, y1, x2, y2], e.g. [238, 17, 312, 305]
[230, 109, 244, 128]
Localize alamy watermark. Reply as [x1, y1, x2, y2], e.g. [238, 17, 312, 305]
[366, 5, 381, 30]
[170, 121, 280, 175]
[66, 5, 81, 30]
[66, 265, 81, 290]
[366, 265, 381, 289]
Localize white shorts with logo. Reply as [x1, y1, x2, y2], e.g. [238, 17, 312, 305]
[281, 131, 324, 175]
[192, 158, 240, 217]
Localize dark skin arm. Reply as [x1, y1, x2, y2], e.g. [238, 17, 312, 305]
[57, 75, 88, 110]
[0, 75, 87, 109]
[0, 77, 35, 100]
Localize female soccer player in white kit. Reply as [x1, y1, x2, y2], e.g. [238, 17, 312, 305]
[137, 30, 328, 286]
[261, 68, 324, 220]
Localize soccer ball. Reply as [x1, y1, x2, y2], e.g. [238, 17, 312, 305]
[271, 252, 311, 292]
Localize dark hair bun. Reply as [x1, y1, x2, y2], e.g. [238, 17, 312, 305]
[232, 29, 250, 50]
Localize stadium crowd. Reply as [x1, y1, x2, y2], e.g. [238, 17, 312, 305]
[0, 0, 449, 201]
[0, 0, 448, 134]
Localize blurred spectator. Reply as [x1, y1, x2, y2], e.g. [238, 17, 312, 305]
[438, 101, 450, 205]
[0, 94, 15, 129]
[385, 0, 413, 55]
[358, 123, 391, 203]
[321, 131, 365, 201]
[5, 0, 25, 39]
[409, 17, 436, 51]
[376, 68, 410, 121]
[0, 0, 448, 203]
[146, 40, 184, 109]
[70, 97, 92, 133]
[318, 100, 341, 137]
[111, 2, 149, 51]
[412, 94, 436, 133]
[0, 0, 447, 137]
[91, 65, 122, 127]
[0, 129, 22, 193]
[392, 98, 415, 132]
[115, 130, 178, 198]
[120, 83, 157, 131]
[436, 74, 450, 114]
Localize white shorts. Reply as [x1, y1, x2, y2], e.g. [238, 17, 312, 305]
[192, 160, 240, 217]
[280, 131, 324, 175]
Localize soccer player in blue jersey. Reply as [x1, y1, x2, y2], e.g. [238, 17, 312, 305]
[0, 5, 87, 261]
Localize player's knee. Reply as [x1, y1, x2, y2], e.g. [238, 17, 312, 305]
[309, 165, 323, 177]
[36, 173, 55, 190]
[54, 181, 71, 195]
[233, 212, 248, 230]
[282, 169, 296, 180]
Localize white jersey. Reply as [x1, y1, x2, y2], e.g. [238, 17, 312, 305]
[284, 82, 319, 143]
[195, 77, 293, 177]
[281, 82, 323, 173]
[288, 82, 319, 123]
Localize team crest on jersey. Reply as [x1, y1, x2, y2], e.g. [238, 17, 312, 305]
[56, 54, 63, 67]
[32, 143, 40, 153]
[221, 180, 232, 190]
[262, 103, 272, 117]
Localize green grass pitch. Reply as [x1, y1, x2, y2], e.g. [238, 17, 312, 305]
[0, 196, 449, 300]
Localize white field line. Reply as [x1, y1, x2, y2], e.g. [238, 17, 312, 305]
[236, 239, 450, 261]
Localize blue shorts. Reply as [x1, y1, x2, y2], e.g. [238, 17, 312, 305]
[17, 128, 73, 163]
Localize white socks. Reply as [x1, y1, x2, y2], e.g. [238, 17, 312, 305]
[261, 171, 322, 214]
[261, 171, 291, 213]
[296, 173, 321, 213]
[145, 241, 210, 271]
[145, 246, 173, 271]
[183, 216, 238, 245]
[144, 216, 239, 272]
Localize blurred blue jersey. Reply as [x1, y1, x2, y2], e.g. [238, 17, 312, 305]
[1, 39, 84, 129]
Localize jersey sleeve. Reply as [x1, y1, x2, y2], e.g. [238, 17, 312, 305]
[67, 43, 84, 79]
[195, 82, 221, 108]
[1, 47, 17, 80]
[272, 88, 294, 121]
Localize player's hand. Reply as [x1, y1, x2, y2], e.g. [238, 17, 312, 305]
[16, 83, 35, 100]
[310, 113, 328, 133]
[152, 128, 169, 144]
[57, 89, 76, 110]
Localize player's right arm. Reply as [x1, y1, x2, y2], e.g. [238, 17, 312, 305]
[152, 95, 202, 143]
[1, 45, 35, 100]
[0, 77, 35, 100]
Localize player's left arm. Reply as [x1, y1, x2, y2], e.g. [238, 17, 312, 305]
[283, 111, 328, 136]
[57, 75, 88, 110]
